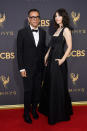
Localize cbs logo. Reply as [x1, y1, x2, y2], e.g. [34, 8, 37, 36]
[69, 50, 85, 57]
[39, 20, 50, 27]
[0, 52, 15, 59]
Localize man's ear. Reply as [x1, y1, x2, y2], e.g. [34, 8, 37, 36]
[38, 19, 40, 24]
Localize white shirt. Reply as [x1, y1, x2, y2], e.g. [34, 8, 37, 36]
[20, 25, 39, 72]
[30, 25, 39, 47]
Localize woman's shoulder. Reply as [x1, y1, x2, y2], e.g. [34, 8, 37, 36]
[63, 27, 71, 36]
[63, 27, 71, 32]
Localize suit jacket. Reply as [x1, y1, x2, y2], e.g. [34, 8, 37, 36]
[17, 25, 46, 72]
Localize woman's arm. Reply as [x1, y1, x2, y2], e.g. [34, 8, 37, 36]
[55, 27, 72, 65]
[62, 27, 72, 61]
[44, 47, 51, 66]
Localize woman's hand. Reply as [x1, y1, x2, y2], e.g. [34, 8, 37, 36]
[55, 58, 65, 66]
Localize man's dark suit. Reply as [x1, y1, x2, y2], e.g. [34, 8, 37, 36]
[17, 25, 46, 114]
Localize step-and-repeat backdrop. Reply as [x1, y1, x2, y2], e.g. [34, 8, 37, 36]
[0, 0, 87, 105]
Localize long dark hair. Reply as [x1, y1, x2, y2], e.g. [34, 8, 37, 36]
[53, 8, 73, 30]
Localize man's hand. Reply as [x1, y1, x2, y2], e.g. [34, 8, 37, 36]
[20, 70, 27, 77]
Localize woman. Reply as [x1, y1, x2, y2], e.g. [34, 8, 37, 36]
[39, 8, 73, 125]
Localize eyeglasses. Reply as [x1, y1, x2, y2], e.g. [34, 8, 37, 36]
[29, 16, 40, 19]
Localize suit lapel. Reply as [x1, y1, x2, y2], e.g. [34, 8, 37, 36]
[26, 25, 36, 47]
[38, 27, 42, 47]
[26, 25, 42, 47]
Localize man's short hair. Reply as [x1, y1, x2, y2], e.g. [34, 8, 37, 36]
[28, 9, 40, 16]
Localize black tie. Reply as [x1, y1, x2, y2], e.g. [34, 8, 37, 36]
[32, 29, 38, 32]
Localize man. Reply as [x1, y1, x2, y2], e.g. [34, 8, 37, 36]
[17, 9, 46, 124]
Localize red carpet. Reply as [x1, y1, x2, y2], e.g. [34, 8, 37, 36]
[0, 106, 87, 131]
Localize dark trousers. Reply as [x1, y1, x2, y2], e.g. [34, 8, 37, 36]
[23, 66, 41, 114]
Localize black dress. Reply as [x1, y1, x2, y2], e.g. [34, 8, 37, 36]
[39, 28, 73, 124]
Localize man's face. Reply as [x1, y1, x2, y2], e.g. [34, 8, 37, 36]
[28, 11, 40, 28]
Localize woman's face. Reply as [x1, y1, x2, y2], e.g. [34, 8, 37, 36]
[55, 12, 63, 25]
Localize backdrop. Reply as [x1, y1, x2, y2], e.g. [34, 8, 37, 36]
[0, 0, 87, 105]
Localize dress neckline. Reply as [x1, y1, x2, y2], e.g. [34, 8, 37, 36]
[53, 27, 64, 38]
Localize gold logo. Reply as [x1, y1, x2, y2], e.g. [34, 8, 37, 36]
[0, 75, 10, 88]
[68, 50, 85, 57]
[70, 73, 79, 85]
[0, 13, 6, 27]
[39, 19, 50, 27]
[71, 11, 80, 25]
[0, 52, 15, 59]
